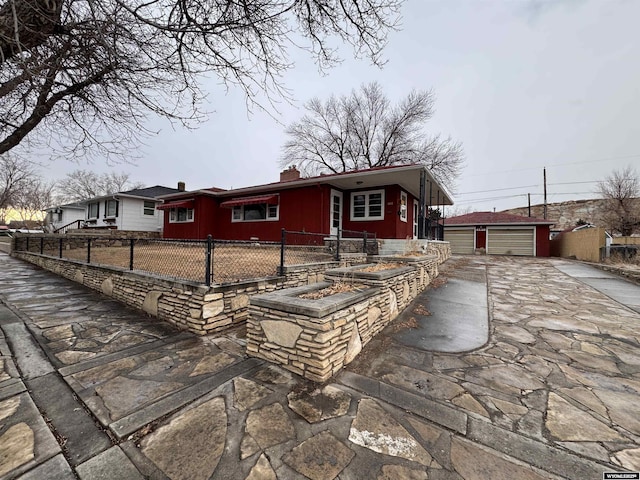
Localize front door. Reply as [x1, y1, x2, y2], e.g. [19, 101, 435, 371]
[413, 200, 419, 239]
[330, 189, 343, 237]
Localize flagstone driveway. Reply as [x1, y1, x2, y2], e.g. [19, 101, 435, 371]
[1, 253, 640, 479]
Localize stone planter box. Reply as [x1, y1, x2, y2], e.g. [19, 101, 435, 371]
[247, 282, 384, 382]
[324, 263, 422, 319]
[370, 254, 439, 289]
[247, 254, 447, 382]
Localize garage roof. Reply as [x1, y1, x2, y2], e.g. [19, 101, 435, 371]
[445, 211, 555, 226]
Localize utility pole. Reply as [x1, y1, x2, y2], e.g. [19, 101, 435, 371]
[528, 193, 531, 217]
[543, 167, 548, 220]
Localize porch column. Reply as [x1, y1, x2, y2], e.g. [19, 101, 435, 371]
[418, 168, 427, 239]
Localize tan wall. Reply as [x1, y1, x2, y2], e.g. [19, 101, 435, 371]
[550, 227, 605, 262]
[613, 237, 640, 245]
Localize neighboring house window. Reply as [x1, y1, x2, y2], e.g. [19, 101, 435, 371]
[400, 191, 408, 222]
[105, 199, 118, 218]
[351, 190, 384, 221]
[169, 207, 194, 223]
[87, 202, 99, 219]
[231, 203, 279, 222]
[143, 201, 156, 216]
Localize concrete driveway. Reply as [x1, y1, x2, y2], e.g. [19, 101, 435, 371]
[1, 253, 640, 479]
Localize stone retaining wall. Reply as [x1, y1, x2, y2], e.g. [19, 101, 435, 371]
[247, 283, 392, 382]
[427, 241, 451, 263]
[247, 254, 445, 382]
[12, 252, 366, 335]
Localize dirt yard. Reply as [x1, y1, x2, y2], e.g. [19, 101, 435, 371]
[43, 242, 333, 284]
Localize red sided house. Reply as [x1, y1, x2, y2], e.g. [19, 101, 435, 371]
[158, 165, 453, 242]
[444, 211, 553, 257]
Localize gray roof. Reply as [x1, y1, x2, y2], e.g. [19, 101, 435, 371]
[44, 202, 85, 211]
[119, 186, 181, 198]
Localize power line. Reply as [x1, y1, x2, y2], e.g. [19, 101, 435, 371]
[548, 180, 598, 186]
[457, 184, 539, 195]
[464, 154, 640, 178]
[455, 193, 528, 205]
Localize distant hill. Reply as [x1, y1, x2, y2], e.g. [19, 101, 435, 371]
[503, 199, 608, 231]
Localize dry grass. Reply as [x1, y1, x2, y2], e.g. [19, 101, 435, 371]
[298, 282, 362, 299]
[43, 242, 333, 284]
[359, 262, 403, 272]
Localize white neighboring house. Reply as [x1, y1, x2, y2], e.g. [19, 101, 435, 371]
[43, 203, 86, 232]
[81, 186, 181, 232]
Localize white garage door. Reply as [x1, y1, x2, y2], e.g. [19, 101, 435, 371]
[487, 228, 535, 256]
[445, 228, 475, 254]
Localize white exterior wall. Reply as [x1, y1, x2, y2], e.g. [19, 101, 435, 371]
[84, 198, 164, 232]
[47, 208, 85, 231]
[119, 198, 164, 232]
[61, 208, 85, 229]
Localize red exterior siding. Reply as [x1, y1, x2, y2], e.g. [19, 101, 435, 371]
[161, 184, 422, 241]
[162, 196, 217, 239]
[536, 225, 550, 257]
[341, 185, 415, 239]
[215, 185, 329, 242]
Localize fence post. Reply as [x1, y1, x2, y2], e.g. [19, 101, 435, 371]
[205, 235, 212, 286]
[363, 231, 368, 254]
[129, 239, 134, 270]
[335, 230, 341, 261]
[59, 237, 63, 258]
[40, 237, 44, 254]
[26, 236, 30, 252]
[279, 229, 286, 276]
[87, 238, 91, 264]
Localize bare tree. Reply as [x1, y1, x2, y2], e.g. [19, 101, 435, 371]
[12, 178, 56, 226]
[0, 0, 402, 162]
[57, 169, 144, 202]
[280, 82, 464, 189]
[0, 154, 35, 211]
[597, 166, 640, 236]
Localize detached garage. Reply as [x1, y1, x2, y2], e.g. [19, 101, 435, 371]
[444, 212, 553, 257]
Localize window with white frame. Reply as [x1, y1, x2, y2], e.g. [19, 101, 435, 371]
[87, 202, 99, 219]
[399, 191, 408, 222]
[169, 207, 194, 223]
[350, 190, 384, 221]
[231, 203, 278, 222]
[143, 200, 156, 216]
[105, 199, 118, 218]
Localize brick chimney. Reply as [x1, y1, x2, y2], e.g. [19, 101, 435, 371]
[280, 166, 301, 182]
[177, 181, 185, 191]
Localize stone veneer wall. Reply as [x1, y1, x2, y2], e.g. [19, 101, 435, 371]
[11, 252, 366, 335]
[247, 284, 391, 382]
[426, 241, 451, 263]
[13, 234, 161, 255]
[247, 251, 449, 382]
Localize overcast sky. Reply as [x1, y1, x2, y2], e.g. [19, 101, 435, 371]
[46, 0, 640, 213]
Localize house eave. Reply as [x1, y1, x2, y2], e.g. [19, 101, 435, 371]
[157, 165, 454, 206]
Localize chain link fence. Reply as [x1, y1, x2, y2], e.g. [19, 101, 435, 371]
[13, 229, 375, 285]
[280, 231, 336, 270]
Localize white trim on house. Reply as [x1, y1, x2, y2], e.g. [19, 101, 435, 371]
[330, 189, 343, 237]
[169, 207, 195, 223]
[413, 199, 419, 239]
[400, 191, 408, 223]
[350, 189, 385, 221]
[231, 203, 279, 222]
